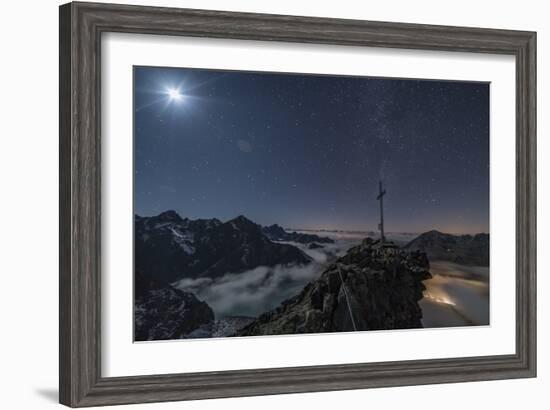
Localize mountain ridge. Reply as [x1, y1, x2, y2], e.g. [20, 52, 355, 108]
[135, 211, 312, 283]
[262, 223, 335, 244]
[403, 230, 489, 266]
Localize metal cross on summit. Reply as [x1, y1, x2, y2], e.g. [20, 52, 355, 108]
[376, 180, 386, 242]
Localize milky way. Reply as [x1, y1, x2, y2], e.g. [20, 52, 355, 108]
[134, 66, 489, 234]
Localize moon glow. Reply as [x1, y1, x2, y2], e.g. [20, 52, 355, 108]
[167, 88, 183, 101]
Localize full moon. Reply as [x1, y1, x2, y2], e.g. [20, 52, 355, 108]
[167, 88, 182, 101]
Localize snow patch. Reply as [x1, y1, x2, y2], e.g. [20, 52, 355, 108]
[169, 227, 196, 255]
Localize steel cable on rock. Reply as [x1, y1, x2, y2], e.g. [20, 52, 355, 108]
[336, 263, 357, 331]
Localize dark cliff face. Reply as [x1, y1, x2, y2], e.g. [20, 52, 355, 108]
[135, 211, 311, 283]
[262, 224, 335, 244]
[134, 272, 215, 341]
[404, 230, 489, 266]
[237, 238, 432, 336]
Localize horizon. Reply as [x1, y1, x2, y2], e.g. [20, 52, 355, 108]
[134, 66, 489, 235]
[135, 209, 489, 236]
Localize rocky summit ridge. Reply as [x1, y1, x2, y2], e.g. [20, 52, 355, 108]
[238, 237, 432, 336]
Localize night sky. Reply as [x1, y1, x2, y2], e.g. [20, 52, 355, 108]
[134, 66, 489, 234]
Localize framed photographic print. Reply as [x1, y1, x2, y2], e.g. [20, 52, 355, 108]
[59, 1, 536, 407]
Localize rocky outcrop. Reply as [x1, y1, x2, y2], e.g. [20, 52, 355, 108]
[134, 271, 214, 341]
[135, 211, 311, 283]
[237, 238, 431, 336]
[262, 224, 335, 244]
[404, 230, 489, 266]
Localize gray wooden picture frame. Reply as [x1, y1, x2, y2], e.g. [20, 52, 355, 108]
[59, 1, 536, 407]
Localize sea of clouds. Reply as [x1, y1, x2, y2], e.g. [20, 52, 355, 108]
[173, 235, 362, 318]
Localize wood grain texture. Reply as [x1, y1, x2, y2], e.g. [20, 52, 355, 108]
[59, 1, 537, 407]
